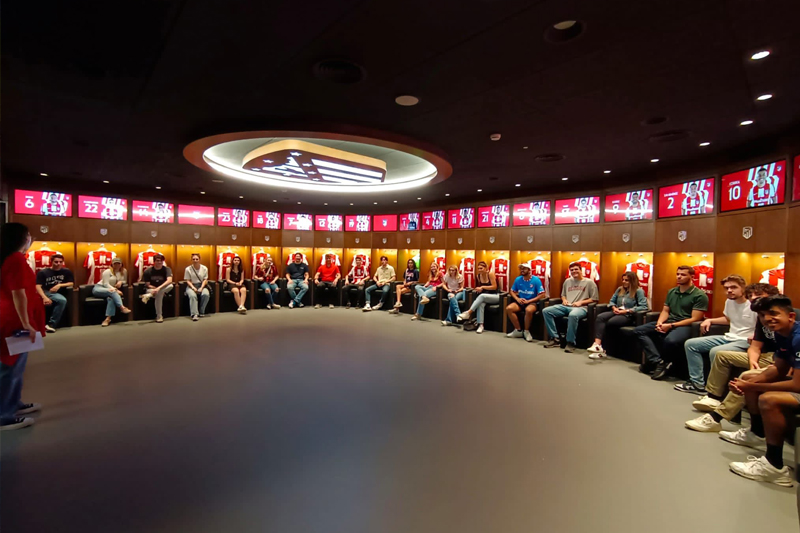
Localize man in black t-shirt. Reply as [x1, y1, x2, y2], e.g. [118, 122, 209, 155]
[686, 283, 782, 432]
[140, 254, 173, 323]
[35, 253, 74, 332]
[285, 253, 310, 308]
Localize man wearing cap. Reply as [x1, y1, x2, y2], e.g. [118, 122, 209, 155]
[543, 262, 599, 352]
[140, 254, 173, 323]
[506, 263, 547, 342]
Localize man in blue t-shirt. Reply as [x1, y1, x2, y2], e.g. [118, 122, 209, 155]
[505, 263, 546, 342]
[723, 296, 799, 487]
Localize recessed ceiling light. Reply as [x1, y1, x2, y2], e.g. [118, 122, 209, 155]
[699, 141, 711, 147]
[756, 93, 773, 101]
[489, 133, 501, 141]
[350, 203, 354, 205]
[417, 197, 421, 200]
[393, 200, 397, 203]
[553, 20, 577, 30]
[515, 183, 521, 187]
[750, 50, 770, 60]
[523, 146, 528, 150]
[211, 179, 224, 183]
[40, 173, 48, 177]
[272, 199, 277, 202]
[373, 202, 378, 205]
[155, 186, 162, 189]
[603, 170, 611, 174]
[200, 191, 206, 194]
[324, 203, 328, 206]
[297, 201, 301, 204]
[239, 195, 244, 199]
[477, 189, 483, 192]
[740, 120, 754, 126]
[561, 177, 569, 181]
[445, 193, 450, 197]
[103, 180, 110, 184]
[650, 158, 659, 163]
[395, 95, 420, 106]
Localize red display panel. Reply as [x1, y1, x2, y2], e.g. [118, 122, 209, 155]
[373, 214, 398, 232]
[132, 201, 175, 223]
[178, 204, 215, 226]
[554, 197, 600, 225]
[512, 201, 550, 226]
[477, 205, 510, 228]
[283, 213, 314, 230]
[421, 210, 446, 230]
[315, 214, 344, 232]
[399, 213, 420, 231]
[253, 211, 282, 229]
[217, 208, 250, 228]
[15, 190, 72, 217]
[447, 208, 475, 229]
[658, 178, 715, 218]
[720, 161, 785, 212]
[345, 215, 371, 232]
[604, 190, 654, 222]
[77, 195, 127, 220]
[795, 155, 800, 202]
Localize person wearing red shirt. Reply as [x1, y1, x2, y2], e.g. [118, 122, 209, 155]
[314, 254, 341, 309]
[0, 223, 46, 431]
[254, 255, 281, 309]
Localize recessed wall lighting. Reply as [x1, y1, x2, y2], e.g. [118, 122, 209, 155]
[395, 95, 420, 106]
[393, 200, 397, 203]
[561, 177, 569, 181]
[445, 193, 450, 197]
[477, 189, 483, 192]
[273, 199, 277, 202]
[155, 186, 162, 189]
[756, 93, 773, 101]
[350, 203, 354, 206]
[373, 202, 378, 205]
[650, 158, 659, 163]
[103, 180, 110, 184]
[523, 146, 528, 150]
[324, 202, 328, 206]
[211, 179, 224, 183]
[603, 170, 611, 174]
[297, 201, 301, 204]
[40, 173, 48, 177]
[699, 142, 711, 147]
[239, 195, 244, 199]
[417, 197, 421, 200]
[750, 50, 770, 60]
[200, 191, 206, 194]
[515, 183, 521, 187]
[740, 120, 754, 126]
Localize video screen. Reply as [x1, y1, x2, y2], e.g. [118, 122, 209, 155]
[373, 214, 398, 232]
[512, 201, 551, 226]
[604, 190, 654, 222]
[253, 211, 281, 229]
[345, 215, 371, 232]
[448, 208, 475, 229]
[15, 190, 72, 217]
[554, 196, 600, 225]
[720, 160, 785, 212]
[477, 205, 510, 228]
[658, 178, 715, 218]
[794, 155, 800, 202]
[283, 213, 313, 231]
[78, 195, 127, 220]
[399, 213, 419, 231]
[132, 201, 175, 223]
[218, 208, 250, 228]
[315, 214, 344, 232]
[421, 210, 446, 230]
[177, 204, 215, 226]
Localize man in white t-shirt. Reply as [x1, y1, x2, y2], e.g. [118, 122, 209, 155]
[676, 275, 756, 395]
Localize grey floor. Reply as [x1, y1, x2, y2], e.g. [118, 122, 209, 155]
[1, 308, 797, 533]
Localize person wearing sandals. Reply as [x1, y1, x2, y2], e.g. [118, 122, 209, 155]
[140, 254, 173, 323]
[412, 262, 443, 321]
[456, 261, 497, 334]
[226, 256, 248, 314]
[441, 265, 465, 326]
[587, 271, 648, 359]
[184, 253, 210, 321]
[94, 257, 132, 326]
[390, 259, 419, 314]
[254, 255, 281, 309]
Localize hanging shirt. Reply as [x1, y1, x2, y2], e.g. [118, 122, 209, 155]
[27, 249, 60, 273]
[459, 257, 475, 289]
[565, 260, 600, 282]
[760, 267, 785, 294]
[490, 258, 509, 292]
[528, 258, 551, 296]
[84, 250, 117, 284]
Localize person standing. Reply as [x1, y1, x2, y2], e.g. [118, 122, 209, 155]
[35, 253, 74, 333]
[314, 254, 341, 309]
[441, 265, 465, 326]
[140, 254, 174, 323]
[390, 259, 419, 314]
[254, 255, 281, 309]
[506, 263, 547, 342]
[542, 262, 599, 352]
[286, 253, 310, 308]
[226, 256, 248, 314]
[93, 257, 131, 326]
[456, 261, 498, 334]
[184, 253, 210, 321]
[587, 271, 648, 358]
[364, 256, 396, 311]
[0, 223, 45, 431]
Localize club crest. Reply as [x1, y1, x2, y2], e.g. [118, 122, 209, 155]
[742, 226, 753, 240]
[100, 228, 108, 236]
[489, 236, 495, 244]
[40, 225, 49, 234]
[231, 234, 237, 241]
[527, 235, 533, 244]
[678, 230, 687, 242]
[622, 232, 630, 243]
[193, 232, 200, 240]
[430, 237, 435, 244]
[406, 238, 411, 244]
[264, 235, 270, 242]
[151, 230, 158, 238]
[355, 238, 360, 244]
[326, 237, 331, 243]
[295, 236, 300, 243]
[382, 238, 387, 244]
[572, 234, 579, 243]
[457, 238, 463, 245]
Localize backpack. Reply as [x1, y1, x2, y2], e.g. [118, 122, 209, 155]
[462, 318, 479, 331]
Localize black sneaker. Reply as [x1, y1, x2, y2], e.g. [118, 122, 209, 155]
[674, 381, 707, 395]
[639, 360, 656, 374]
[0, 417, 34, 431]
[16, 402, 41, 416]
[651, 360, 672, 380]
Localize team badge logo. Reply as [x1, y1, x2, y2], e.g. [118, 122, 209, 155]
[264, 235, 270, 242]
[355, 238, 360, 244]
[326, 237, 331, 243]
[382, 220, 388, 227]
[382, 238, 387, 244]
[100, 228, 108, 236]
[430, 237, 435, 244]
[678, 230, 687, 242]
[406, 238, 411, 244]
[742, 226, 753, 240]
[231, 234, 237, 241]
[40, 225, 49, 234]
[489, 236, 495, 244]
[572, 234, 579, 243]
[527, 235, 533, 244]
[193, 232, 200, 240]
[295, 236, 301, 242]
[457, 238, 463, 245]
[622, 233, 630, 243]
[151, 230, 158, 238]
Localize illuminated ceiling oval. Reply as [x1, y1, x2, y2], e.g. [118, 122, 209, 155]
[184, 129, 452, 194]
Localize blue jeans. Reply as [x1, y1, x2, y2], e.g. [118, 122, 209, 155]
[287, 280, 309, 304]
[185, 286, 210, 316]
[0, 352, 28, 425]
[684, 335, 750, 387]
[44, 290, 67, 327]
[415, 285, 436, 315]
[260, 282, 278, 306]
[445, 291, 465, 323]
[469, 293, 501, 324]
[365, 283, 391, 306]
[543, 304, 588, 344]
[92, 285, 124, 317]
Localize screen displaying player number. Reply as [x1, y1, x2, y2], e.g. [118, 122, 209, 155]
[253, 211, 281, 229]
[720, 161, 785, 212]
[604, 190, 653, 222]
[315, 214, 344, 231]
[658, 178, 715, 218]
[218, 208, 250, 228]
[512, 201, 550, 226]
[77, 195, 127, 220]
[421, 210, 446, 230]
[132, 200, 175, 223]
[345, 215, 371, 232]
[554, 197, 600, 225]
[283, 213, 313, 231]
[399, 213, 420, 231]
[15, 189, 73, 217]
[447, 208, 475, 229]
[477, 205, 510, 228]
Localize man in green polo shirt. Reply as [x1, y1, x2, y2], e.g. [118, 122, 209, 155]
[634, 265, 708, 380]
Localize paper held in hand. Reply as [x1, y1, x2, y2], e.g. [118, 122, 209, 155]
[5, 332, 44, 356]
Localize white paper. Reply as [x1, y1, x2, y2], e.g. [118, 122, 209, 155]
[5, 332, 44, 356]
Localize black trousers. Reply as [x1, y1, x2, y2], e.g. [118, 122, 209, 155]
[594, 311, 635, 341]
[343, 284, 365, 307]
[314, 282, 338, 306]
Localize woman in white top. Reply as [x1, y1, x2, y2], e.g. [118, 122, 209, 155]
[442, 265, 465, 326]
[91, 257, 131, 326]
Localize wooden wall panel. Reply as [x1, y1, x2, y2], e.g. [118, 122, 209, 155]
[655, 217, 717, 253]
[215, 227, 251, 246]
[344, 232, 372, 249]
[73, 219, 130, 244]
[510, 227, 542, 251]
[252, 229, 282, 247]
[176, 225, 215, 245]
[130, 222, 177, 245]
[398, 231, 421, 248]
[553, 225, 602, 251]
[314, 231, 344, 248]
[446, 229, 476, 250]
[420, 231, 446, 250]
[284, 230, 315, 248]
[373, 232, 398, 249]
[476, 228, 511, 250]
[788, 207, 800, 253]
[754, 209, 788, 252]
[14, 214, 79, 242]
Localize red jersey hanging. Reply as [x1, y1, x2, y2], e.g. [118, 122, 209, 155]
[528, 257, 552, 296]
[319, 253, 341, 267]
[565, 259, 600, 282]
[459, 256, 475, 289]
[27, 248, 60, 273]
[285, 252, 309, 266]
[84, 249, 117, 284]
[491, 257, 510, 292]
[692, 263, 714, 311]
[134, 250, 166, 281]
[760, 264, 785, 293]
[348, 265, 368, 283]
[252, 251, 271, 271]
[434, 256, 446, 273]
[217, 251, 238, 281]
[626, 260, 653, 302]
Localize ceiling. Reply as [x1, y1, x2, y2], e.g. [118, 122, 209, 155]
[3, 0, 800, 212]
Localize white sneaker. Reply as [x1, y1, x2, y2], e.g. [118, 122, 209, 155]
[692, 395, 721, 412]
[729, 455, 793, 487]
[588, 351, 606, 360]
[238, 306, 247, 314]
[420, 297, 430, 305]
[507, 329, 524, 338]
[373, 303, 383, 310]
[457, 311, 470, 322]
[140, 293, 152, 303]
[272, 304, 281, 309]
[685, 413, 722, 432]
[393, 302, 402, 308]
[288, 301, 294, 309]
[719, 428, 766, 449]
[523, 330, 533, 342]
[441, 320, 448, 326]
[192, 315, 199, 322]
[587, 343, 604, 353]
[45, 325, 56, 333]
[476, 325, 484, 334]
[314, 304, 322, 309]
[411, 315, 419, 321]
[329, 304, 334, 309]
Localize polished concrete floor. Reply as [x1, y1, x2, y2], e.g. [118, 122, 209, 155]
[1, 308, 796, 532]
